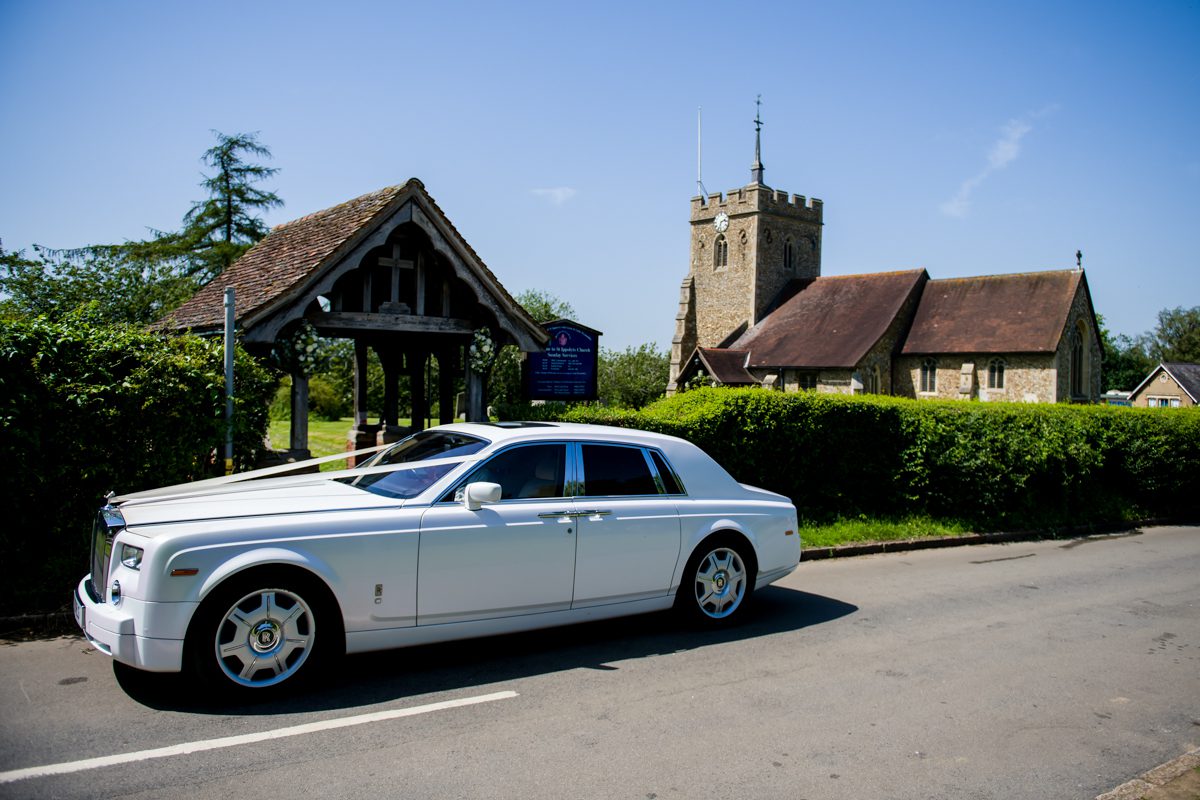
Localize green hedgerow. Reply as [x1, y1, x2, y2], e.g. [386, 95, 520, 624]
[0, 307, 279, 613]
[561, 388, 1198, 528]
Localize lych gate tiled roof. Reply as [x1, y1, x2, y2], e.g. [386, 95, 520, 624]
[731, 270, 928, 368]
[902, 270, 1086, 355]
[159, 184, 407, 331]
[157, 179, 540, 340]
[695, 348, 758, 385]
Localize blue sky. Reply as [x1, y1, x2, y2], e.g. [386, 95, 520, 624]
[2, 0, 1197, 350]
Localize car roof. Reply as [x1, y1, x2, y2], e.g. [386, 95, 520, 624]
[433, 421, 689, 449]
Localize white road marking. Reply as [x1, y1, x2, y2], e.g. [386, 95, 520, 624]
[0, 690, 518, 785]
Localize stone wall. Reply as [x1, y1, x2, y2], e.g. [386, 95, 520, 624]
[687, 185, 823, 350]
[666, 276, 696, 393]
[670, 183, 824, 395]
[893, 353, 1059, 402]
[1052, 282, 1103, 402]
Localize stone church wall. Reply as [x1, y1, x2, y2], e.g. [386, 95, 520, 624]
[893, 353, 1059, 402]
[687, 187, 823, 351]
[1052, 284, 1103, 402]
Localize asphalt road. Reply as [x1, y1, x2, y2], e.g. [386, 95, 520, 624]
[1, 526, 1196, 800]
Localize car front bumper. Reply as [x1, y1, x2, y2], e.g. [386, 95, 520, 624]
[74, 576, 195, 673]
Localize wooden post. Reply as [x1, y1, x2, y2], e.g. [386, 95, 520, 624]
[379, 349, 401, 428]
[345, 338, 380, 466]
[353, 339, 369, 426]
[439, 350, 456, 425]
[466, 361, 486, 422]
[415, 252, 426, 316]
[410, 351, 428, 432]
[289, 372, 309, 452]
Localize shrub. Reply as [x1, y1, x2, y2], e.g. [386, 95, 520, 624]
[308, 376, 350, 421]
[0, 308, 279, 613]
[560, 388, 1199, 528]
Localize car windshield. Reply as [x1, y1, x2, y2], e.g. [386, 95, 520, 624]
[342, 462, 460, 500]
[338, 431, 488, 499]
[360, 431, 488, 467]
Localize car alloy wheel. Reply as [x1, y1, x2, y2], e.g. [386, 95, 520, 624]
[692, 546, 747, 619]
[214, 587, 316, 688]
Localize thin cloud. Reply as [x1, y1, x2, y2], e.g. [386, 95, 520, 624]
[531, 187, 577, 206]
[941, 109, 1055, 218]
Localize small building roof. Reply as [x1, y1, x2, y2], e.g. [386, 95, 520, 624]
[694, 348, 759, 385]
[158, 179, 543, 348]
[160, 184, 408, 331]
[901, 269, 1090, 355]
[1130, 362, 1200, 403]
[731, 270, 928, 369]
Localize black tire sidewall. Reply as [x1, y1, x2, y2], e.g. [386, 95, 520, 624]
[675, 535, 755, 626]
[186, 569, 336, 698]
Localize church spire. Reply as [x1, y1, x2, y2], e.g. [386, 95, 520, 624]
[751, 94, 765, 185]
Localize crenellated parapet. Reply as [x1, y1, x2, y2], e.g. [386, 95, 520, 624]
[691, 185, 823, 224]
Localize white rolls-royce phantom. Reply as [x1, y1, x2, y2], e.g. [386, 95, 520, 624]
[75, 422, 800, 696]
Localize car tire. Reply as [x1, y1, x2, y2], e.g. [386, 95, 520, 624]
[187, 569, 339, 697]
[675, 535, 754, 625]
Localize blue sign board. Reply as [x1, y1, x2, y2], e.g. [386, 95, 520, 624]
[525, 320, 600, 401]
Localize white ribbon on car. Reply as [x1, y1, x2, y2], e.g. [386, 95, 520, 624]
[111, 446, 481, 505]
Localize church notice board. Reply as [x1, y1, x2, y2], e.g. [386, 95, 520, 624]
[524, 320, 601, 401]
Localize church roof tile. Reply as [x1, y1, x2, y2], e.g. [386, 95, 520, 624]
[731, 269, 928, 369]
[901, 270, 1085, 355]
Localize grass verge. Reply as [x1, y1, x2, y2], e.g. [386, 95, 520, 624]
[799, 516, 975, 549]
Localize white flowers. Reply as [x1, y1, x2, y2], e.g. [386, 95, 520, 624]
[469, 328, 496, 374]
[275, 320, 323, 376]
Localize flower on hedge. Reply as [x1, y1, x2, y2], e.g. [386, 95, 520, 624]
[469, 327, 496, 374]
[273, 320, 324, 376]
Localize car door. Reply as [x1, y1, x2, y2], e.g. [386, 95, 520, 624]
[417, 443, 577, 625]
[570, 443, 681, 609]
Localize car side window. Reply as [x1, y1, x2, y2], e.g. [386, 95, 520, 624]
[581, 444, 659, 497]
[649, 450, 684, 495]
[454, 444, 567, 501]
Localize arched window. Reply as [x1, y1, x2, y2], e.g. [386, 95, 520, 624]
[784, 238, 794, 271]
[1070, 320, 1087, 397]
[714, 234, 728, 269]
[987, 359, 1006, 390]
[920, 358, 938, 393]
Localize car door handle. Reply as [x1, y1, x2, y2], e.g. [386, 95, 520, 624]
[536, 510, 611, 518]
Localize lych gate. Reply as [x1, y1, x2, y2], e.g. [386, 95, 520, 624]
[160, 179, 547, 458]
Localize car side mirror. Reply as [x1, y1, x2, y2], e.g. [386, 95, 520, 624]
[462, 481, 502, 511]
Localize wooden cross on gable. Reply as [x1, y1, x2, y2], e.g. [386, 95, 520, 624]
[377, 243, 415, 309]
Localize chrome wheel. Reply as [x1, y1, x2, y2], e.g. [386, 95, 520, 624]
[692, 546, 747, 619]
[214, 588, 315, 688]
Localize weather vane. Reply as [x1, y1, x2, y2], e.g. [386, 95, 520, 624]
[751, 95, 765, 184]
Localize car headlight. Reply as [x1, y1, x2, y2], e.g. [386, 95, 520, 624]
[120, 543, 143, 570]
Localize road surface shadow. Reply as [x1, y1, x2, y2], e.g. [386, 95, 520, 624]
[116, 586, 856, 714]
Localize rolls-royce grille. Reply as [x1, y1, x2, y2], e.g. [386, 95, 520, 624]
[88, 506, 125, 603]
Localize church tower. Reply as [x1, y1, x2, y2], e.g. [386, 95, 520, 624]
[667, 104, 824, 393]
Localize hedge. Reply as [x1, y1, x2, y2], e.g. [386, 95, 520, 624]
[558, 388, 1200, 528]
[0, 310, 279, 614]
